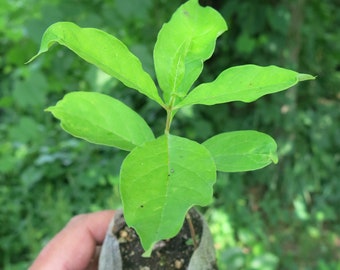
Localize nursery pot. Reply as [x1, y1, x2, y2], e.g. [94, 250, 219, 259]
[99, 208, 217, 270]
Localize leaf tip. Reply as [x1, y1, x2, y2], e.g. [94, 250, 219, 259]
[25, 55, 37, 65]
[297, 73, 316, 82]
[44, 106, 54, 113]
[141, 244, 154, 258]
[271, 152, 279, 164]
[25, 46, 51, 64]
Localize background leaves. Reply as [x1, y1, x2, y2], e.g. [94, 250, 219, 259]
[1, 0, 339, 269]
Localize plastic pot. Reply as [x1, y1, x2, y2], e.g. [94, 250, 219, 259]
[99, 208, 216, 270]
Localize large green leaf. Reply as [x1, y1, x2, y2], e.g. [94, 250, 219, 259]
[203, 130, 278, 172]
[46, 92, 154, 151]
[178, 65, 315, 107]
[120, 134, 216, 255]
[27, 22, 164, 106]
[154, 0, 227, 104]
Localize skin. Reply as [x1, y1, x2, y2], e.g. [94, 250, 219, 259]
[29, 210, 115, 270]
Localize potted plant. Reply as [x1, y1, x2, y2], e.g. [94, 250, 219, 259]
[28, 0, 314, 268]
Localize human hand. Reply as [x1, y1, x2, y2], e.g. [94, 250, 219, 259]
[29, 210, 115, 270]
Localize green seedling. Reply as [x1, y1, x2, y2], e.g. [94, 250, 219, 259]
[28, 0, 314, 256]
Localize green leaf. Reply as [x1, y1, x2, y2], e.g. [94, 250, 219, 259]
[46, 91, 154, 151]
[203, 130, 278, 172]
[27, 22, 164, 106]
[154, 0, 227, 104]
[120, 134, 216, 255]
[178, 65, 315, 107]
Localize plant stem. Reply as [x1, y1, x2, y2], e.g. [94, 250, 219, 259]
[165, 108, 172, 134]
[186, 212, 198, 250]
[164, 94, 177, 134]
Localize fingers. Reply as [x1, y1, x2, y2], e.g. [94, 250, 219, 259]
[29, 210, 115, 270]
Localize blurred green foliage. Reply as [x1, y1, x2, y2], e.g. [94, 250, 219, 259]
[1, 0, 339, 269]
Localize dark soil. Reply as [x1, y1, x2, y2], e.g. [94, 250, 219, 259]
[112, 208, 209, 270]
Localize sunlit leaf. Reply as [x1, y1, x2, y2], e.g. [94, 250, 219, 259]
[154, 0, 227, 104]
[46, 91, 154, 151]
[27, 22, 164, 106]
[203, 130, 278, 172]
[120, 134, 216, 255]
[178, 65, 315, 107]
